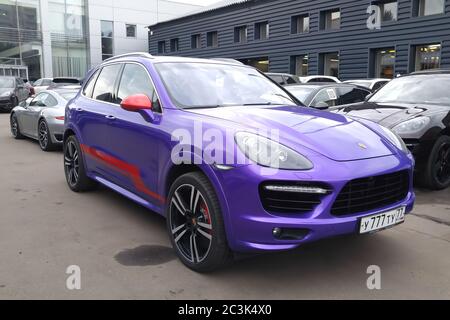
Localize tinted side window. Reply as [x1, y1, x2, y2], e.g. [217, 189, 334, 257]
[372, 81, 387, 92]
[311, 88, 337, 107]
[83, 70, 100, 98]
[92, 64, 122, 103]
[117, 64, 161, 112]
[44, 94, 58, 107]
[270, 75, 284, 85]
[337, 87, 370, 105]
[30, 93, 48, 107]
[285, 76, 297, 84]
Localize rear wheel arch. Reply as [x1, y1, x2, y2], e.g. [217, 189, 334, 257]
[63, 128, 76, 144]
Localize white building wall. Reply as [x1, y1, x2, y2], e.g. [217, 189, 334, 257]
[87, 0, 201, 69]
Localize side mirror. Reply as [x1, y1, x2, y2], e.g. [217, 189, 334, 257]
[120, 94, 156, 122]
[120, 94, 152, 112]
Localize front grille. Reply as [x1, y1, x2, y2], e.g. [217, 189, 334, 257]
[331, 170, 409, 216]
[259, 182, 329, 214]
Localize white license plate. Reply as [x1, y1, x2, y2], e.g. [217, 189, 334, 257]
[359, 207, 406, 234]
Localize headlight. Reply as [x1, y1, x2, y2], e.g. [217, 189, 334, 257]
[235, 132, 313, 170]
[381, 126, 409, 154]
[0, 91, 12, 97]
[392, 117, 430, 135]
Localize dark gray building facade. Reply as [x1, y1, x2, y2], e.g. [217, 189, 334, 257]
[148, 0, 450, 80]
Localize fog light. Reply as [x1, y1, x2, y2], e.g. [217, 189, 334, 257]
[272, 228, 282, 238]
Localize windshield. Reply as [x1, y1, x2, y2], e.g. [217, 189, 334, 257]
[155, 62, 296, 109]
[348, 81, 371, 88]
[0, 78, 14, 88]
[369, 75, 450, 105]
[285, 87, 317, 103]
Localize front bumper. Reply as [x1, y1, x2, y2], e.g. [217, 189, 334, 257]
[213, 153, 415, 253]
[0, 98, 13, 111]
[46, 118, 65, 144]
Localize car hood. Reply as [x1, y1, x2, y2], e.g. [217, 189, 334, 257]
[334, 101, 449, 128]
[0, 87, 14, 96]
[187, 105, 395, 162]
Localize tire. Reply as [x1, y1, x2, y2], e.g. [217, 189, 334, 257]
[38, 119, 57, 152]
[12, 97, 18, 108]
[64, 135, 97, 192]
[166, 172, 232, 272]
[10, 113, 24, 139]
[419, 135, 450, 190]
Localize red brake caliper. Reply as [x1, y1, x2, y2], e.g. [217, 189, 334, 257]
[200, 202, 212, 234]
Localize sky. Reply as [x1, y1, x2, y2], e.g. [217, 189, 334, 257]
[169, 0, 223, 6]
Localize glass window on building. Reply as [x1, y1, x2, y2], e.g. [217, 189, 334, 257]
[321, 52, 339, 77]
[291, 55, 309, 76]
[126, 24, 136, 38]
[414, 44, 441, 71]
[191, 34, 201, 49]
[373, 48, 396, 78]
[158, 41, 166, 54]
[416, 0, 445, 16]
[170, 38, 179, 52]
[101, 20, 114, 61]
[234, 26, 247, 43]
[291, 14, 309, 34]
[321, 9, 340, 30]
[238, 57, 269, 72]
[0, 0, 42, 81]
[377, 1, 398, 22]
[49, 0, 89, 77]
[255, 21, 269, 40]
[207, 31, 218, 47]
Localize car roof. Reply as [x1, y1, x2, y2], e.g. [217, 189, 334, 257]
[285, 83, 359, 89]
[409, 69, 450, 76]
[344, 79, 389, 82]
[266, 72, 296, 77]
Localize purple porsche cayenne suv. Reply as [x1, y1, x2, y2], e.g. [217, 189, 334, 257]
[64, 53, 415, 272]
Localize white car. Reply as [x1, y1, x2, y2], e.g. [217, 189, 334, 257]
[343, 78, 390, 91]
[266, 73, 341, 85]
[32, 78, 53, 94]
[298, 75, 341, 83]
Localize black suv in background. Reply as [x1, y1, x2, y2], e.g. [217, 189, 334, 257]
[0, 77, 30, 112]
[335, 70, 450, 190]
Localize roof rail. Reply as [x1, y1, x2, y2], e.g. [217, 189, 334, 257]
[103, 52, 154, 63]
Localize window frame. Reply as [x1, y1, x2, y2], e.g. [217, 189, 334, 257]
[254, 21, 269, 40]
[206, 31, 219, 48]
[320, 8, 341, 31]
[81, 62, 164, 113]
[234, 25, 248, 44]
[291, 14, 310, 34]
[126, 24, 137, 38]
[191, 34, 201, 49]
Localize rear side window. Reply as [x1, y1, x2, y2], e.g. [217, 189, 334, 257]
[336, 87, 370, 105]
[270, 75, 284, 85]
[92, 64, 122, 103]
[44, 94, 58, 107]
[285, 76, 297, 84]
[83, 70, 100, 98]
[117, 64, 161, 113]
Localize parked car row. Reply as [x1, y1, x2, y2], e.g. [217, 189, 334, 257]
[5, 54, 447, 272]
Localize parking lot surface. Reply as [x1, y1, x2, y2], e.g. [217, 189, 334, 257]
[0, 113, 449, 299]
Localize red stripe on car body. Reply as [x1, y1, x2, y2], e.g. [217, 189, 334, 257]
[80, 144, 166, 204]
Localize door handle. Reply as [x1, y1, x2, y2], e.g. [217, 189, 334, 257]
[75, 107, 84, 112]
[105, 115, 116, 120]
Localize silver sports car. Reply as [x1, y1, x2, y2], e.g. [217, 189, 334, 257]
[10, 87, 79, 151]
